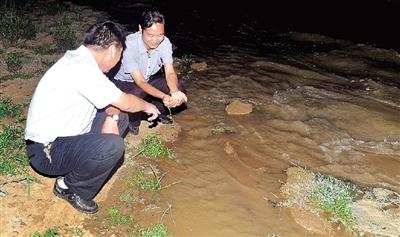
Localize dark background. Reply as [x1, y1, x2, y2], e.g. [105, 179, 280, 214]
[72, 0, 400, 53]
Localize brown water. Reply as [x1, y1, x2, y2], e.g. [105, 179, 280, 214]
[152, 32, 400, 236]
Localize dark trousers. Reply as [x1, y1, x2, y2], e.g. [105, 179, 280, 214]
[26, 110, 129, 200]
[111, 74, 186, 127]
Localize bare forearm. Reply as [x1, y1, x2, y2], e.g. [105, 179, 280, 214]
[166, 72, 179, 93]
[112, 93, 150, 113]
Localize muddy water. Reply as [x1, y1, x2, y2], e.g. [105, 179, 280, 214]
[152, 33, 400, 236]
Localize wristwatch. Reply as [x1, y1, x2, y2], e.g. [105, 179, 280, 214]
[108, 114, 119, 121]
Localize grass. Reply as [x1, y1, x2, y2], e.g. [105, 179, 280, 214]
[135, 134, 173, 160]
[0, 2, 36, 47]
[5, 51, 23, 72]
[0, 97, 29, 175]
[312, 174, 357, 228]
[279, 167, 358, 230]
[133, 223, 168, 237]
[127, 169, 165, 192]
[0, 72, 35, 81]
[52, 15, 76, 51]
[31, 227, 60, 237]
[107, 207, 134, 229]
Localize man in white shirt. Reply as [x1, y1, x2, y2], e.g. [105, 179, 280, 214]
[109, 10, 187, 135]
[25, 20, 160, 214]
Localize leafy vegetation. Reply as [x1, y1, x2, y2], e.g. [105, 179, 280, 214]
[5, 51, 23, 72]
[127, 169, 164, 192]
[31, 227, 60, 237]
[279, 167, 358, 231]
[52, 15, 76, 51]
[136, 134, 173, 160]
[0, 1, 36, 46]
[107, 207, 134, 229]
[0, 97, 28, 175]
[134, 223, 168, 237]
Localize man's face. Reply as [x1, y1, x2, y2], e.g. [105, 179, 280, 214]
[141, 23, 165, 50]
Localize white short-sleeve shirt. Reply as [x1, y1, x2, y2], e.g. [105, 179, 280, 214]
[25, 45, 123, 143]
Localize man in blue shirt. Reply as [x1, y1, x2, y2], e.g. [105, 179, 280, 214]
[110, 10, 187, 134]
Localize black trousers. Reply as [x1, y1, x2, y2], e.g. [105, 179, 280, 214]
[26, 110, 129, 200]
[111, 74, 186, 127]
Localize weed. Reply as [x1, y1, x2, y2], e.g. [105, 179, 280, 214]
[119, 190, 136, 204]
[127, 170, 164, 192]
[107, 207, 133, 229]
[52, 16, 76, 51]
[0, 97, 25, 118]
[31, 227, 60, 237]
[134, 223, 168, 237]
[5, 51, 23, 72]
[209, 125, 233, 136]
[0, 3, 36, 46]
[65, 225, 84, 236]
[0, 72, 34, 81]
[279, 167, 358, 230]
[136, 134, 173, 160]
[312, 174, 357, 229]
[0, 97, 28, 175]
[32, 44, 58, 55]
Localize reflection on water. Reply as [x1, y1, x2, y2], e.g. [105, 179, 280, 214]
[157, 32, 400, 236]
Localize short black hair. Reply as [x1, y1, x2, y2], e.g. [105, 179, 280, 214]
[84, 20, 126, 49]
[139, 10, 165, 29]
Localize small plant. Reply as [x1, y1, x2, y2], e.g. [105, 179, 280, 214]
[134, 223, 168, 237]
[0, 97, 24, 118]
[107, 207, 133, 229]
[209, 125, 233, 136]
[5, 51, 23, 72]
[65, 226, 84, 236]
[119, 190, 136, 204]
[52, 16, 76, 51]
[127, 170, 164, 192]
[136, 134, 173, 160]
[31, 227, 60, 237]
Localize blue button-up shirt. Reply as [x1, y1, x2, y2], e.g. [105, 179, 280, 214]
[114, 31, 173, 82]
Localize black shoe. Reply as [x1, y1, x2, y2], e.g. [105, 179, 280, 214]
[158, 114, 173, 124]
[128, 123, 140, 135]
[53, 177, 99, 214]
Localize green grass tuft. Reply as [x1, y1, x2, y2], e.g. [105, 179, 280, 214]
[134, 223, 168, 237]
[107, 207, 133, 229]
[136, 134, 173, 160]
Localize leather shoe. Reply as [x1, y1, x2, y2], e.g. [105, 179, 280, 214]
[158, 114, 173, 124]
[53, 177, 99, 214]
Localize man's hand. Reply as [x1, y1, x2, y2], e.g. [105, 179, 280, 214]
[171, 91, 187, 105]
[162, 91, 187, 108]
[144, 102, 161, 121]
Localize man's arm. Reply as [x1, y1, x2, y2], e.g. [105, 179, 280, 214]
[164, 63, 187, 105]
[112, 92, 160, 121]
[130, 71, 177, 107]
